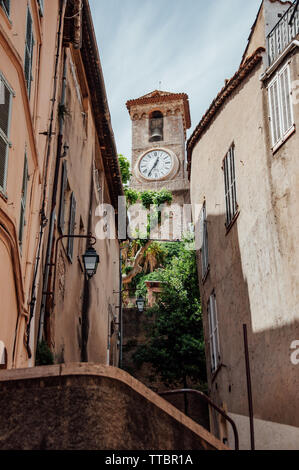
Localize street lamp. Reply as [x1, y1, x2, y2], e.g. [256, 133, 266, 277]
[82, 246, 100, 279]
[136, 296, 145, 313]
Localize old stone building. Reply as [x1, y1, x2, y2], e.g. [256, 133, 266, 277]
[188, 0, 299, 450]
[0, 0, 123, 369]
[126, 90, 191, 208]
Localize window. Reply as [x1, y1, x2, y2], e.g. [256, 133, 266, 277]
[19, 153, 29, 247]
[0, 74, 13, 194]
[268, 63, 294, 149]
[37, 0, 44, 17]
[67, 192, 76, 261]
[199, 202, 209, 278]
[223, 144, 238, 228]
[24, 7, 35, 98]
[0, 0, 10, 17]
[208, 292, 220, 373]
[149, 111, 163, 142]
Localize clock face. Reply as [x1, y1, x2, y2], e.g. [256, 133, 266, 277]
[139, 150, 173, 180]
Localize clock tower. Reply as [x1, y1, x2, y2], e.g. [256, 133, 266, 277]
[126, 90, 191, 206]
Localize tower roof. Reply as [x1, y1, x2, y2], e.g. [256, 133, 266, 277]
[126, 90, 191, 129]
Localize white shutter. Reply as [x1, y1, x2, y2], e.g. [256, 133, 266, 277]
[268, 63, 294, 148]
[268, 76, 282, 147]
[279, 64, 293, 135]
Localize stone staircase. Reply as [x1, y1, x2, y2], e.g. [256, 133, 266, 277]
[0, 363, 228, 450]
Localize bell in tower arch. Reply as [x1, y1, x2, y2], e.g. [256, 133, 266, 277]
[149, 111, 163, 142]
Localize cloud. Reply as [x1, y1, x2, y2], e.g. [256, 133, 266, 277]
[90, 0, 262, 160]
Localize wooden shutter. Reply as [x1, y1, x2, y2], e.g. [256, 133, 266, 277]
[268, 64, 294, 148]
[24, 8, 34, 97]
[59, 161, 67, 233]
[201, 203, 209, 277]
[224, 145, 237, 227]
[268, 76, 282, 147]
[279, 64, 293, 135]
[19, 154, 29, 246]
[208, 300, 215, 372]
[67, 192, 76, 261]
[1, 0, 10, 16]
[208, 293, 220, 372]
[0, 76, 12, 192]
[199, 205, 204, 250]
[37, 0, 44, 16]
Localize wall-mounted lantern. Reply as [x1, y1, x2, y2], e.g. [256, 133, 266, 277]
[82, 246, 100, 279]
[136, 296, 145, 313]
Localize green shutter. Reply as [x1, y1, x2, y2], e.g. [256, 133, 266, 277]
[37, 0, 44, 17]
[19, 153, 29, 246]
[24, 8, 34, 98]
[1, 0, 10, 16]
[67, 192, 76, 261]
[0, 75, 12, 193]
[59, 161, 68, 233]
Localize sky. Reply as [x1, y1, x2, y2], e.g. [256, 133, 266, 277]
[89, 0, 262, 161]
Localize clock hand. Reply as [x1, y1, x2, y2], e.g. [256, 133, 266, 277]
[148, 157, 159, 176]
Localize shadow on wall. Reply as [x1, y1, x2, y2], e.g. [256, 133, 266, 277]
[202, 212, 299, 446]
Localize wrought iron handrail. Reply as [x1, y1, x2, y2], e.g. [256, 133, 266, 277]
[267, 2, 299, 66]
[159, 388, 239, 450]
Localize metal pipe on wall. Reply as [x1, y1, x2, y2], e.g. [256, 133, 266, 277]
[243, 323, 255, 450]
[37, 49, 68, 344]
[27, 0, 67, 357]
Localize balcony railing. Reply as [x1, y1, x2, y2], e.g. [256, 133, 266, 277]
[267, 1, 299, 66]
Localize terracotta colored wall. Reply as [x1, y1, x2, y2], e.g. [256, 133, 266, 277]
[0, 0, 60, 368]
[0, 1, 121, 369]
[0, 364, 226, 450]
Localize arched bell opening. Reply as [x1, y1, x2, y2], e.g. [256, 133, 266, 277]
[149, 111, 164, 142]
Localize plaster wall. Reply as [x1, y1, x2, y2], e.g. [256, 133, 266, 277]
[190, 51, 299, 449]
[0, 0, 60, 368]
[49, 48, 120, 366]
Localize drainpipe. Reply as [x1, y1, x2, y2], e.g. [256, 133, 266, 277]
[37, 50, 68, 344]
[27, 0, 67, 357]
[80, 167, 94, 362]
[243, 324, 255, 450]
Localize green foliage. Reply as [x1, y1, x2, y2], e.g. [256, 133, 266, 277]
[118, 154, 132, 187]
[35, 340, 54, 366]
[124, 188, 139, 206]
[133, 241, 206, 388]
[139, 188, 173, 210]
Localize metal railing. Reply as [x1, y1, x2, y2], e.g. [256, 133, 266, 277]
[267, 1, 299, 66]
[159, 388, 239, 450]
